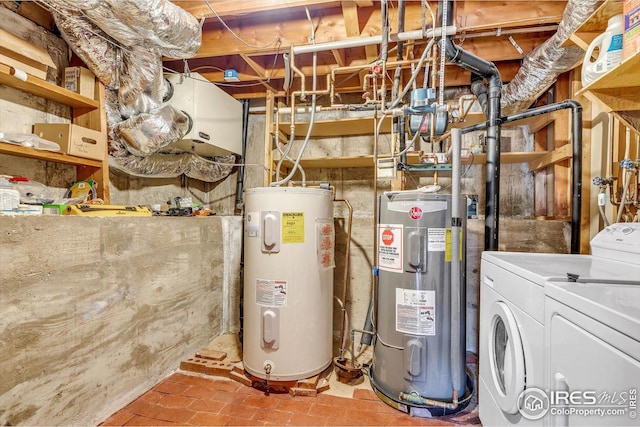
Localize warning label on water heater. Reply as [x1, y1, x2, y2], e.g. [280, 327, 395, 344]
[282, 212, 304, 243]
[255, 279, 287, 307]
[395, 288, 436, 336]
[378, 224, 403, 272]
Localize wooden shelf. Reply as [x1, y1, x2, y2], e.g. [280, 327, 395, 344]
[577, 52, 640, 112]
[464, 152, 548, 165]
[560, 0, 623, 49]
[0, 63, 99, 111]
[0, 63, 110, 202]
[275, 151, 549, 169]
[277, 112, 487, 138]
[0, 142, 102, 167]
[278, 116, 391, 138]
[567, 0, 640, 113]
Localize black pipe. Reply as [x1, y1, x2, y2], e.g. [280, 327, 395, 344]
[235, 99, 250, 214]
[440, 3, 502, 251]
[460, 100, 583, 254]
[470, 74, 488, 116]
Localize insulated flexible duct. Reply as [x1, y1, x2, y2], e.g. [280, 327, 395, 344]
[501, 0, 601, 114]
[48, 0, 235, 183]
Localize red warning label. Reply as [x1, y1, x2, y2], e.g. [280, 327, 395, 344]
[381, 229, 394, 246]
[409, 206, 423, 220]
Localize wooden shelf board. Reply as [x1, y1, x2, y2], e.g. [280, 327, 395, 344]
[560, 0, 622, 49]
[278, 116, 392, 138]
[0, 142, 102, 167]
[0, 63, 99, 110]
[278, 112, 487, 138]
[577, 50, 640, 111]
[275, 151, 548, 169]
[464, 152, 548, 165]
[505, 110, 566, 132]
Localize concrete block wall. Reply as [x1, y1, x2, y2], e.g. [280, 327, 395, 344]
[0, 216, 241, 426]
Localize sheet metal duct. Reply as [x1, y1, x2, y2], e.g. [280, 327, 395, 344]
[501, 0, 602, 114]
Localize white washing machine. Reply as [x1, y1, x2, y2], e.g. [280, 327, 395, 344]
[545, 223, 640, 427]
[479, 223, 640, 426]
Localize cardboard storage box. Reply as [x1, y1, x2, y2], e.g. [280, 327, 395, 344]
[624, 0, 640, 60]
[33, 123, 105, 161]
[63, 67, 95, 98]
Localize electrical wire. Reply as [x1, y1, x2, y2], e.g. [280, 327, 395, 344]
[203, 0, 281, 49]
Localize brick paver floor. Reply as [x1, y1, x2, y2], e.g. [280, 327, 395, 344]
[100, 372, 480, 426]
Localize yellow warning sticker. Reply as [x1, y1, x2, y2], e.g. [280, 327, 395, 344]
[282, 212, 304, 243]
[445, 228, 463, 262]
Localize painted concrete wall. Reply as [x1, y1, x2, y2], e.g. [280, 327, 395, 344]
[0, 215, 241, 426]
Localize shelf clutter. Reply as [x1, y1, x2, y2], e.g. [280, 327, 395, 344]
[0, 61, 111, 202]
[575, 0, 640, 119]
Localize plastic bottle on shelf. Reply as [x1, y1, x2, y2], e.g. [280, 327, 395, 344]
[582, 14, 624, 86]
[0, 178, 20, 212]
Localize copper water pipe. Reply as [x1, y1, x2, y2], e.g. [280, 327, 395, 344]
[335, 197, 353, 362]
[329, 59, 427, 104]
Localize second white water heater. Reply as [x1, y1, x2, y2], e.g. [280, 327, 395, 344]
[243, 187, 334, 381]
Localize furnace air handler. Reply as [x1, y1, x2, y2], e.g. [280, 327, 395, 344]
[243, 187, 334, 381]
[371, 192, 472, 416]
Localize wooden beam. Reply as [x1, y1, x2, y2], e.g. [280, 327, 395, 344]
[341, 1, 361, 37]
[332, 49, 346, 67]
[528, 144, 572, 171]
[173, 0, 341, 19]
[459, 1, 567, 31]
[239, 54, 278, 93]
[571, 68, 592, 253]
[264, 91, 275, 186]
[240, 54, 267, 77]
[553, 74, 571, 218]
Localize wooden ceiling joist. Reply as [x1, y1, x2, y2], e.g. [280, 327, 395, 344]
[166, 1, 569, 99]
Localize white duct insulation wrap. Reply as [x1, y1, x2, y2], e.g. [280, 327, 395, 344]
[501, 0, 601, 115]
[46, 0, 236, 182]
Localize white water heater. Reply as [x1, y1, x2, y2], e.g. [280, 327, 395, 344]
[164, 72, 242, 156]
[243, 187, 335, 381]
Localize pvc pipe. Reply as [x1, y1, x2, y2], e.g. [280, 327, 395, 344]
[293, 26, 456, 55]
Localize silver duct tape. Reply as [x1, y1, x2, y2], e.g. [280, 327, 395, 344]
[501, 0, 601, 114]
[115, 104, 189, 156]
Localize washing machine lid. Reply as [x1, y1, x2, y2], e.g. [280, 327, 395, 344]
[482, 251, 640, 287]
[546, 279, 640, 342]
